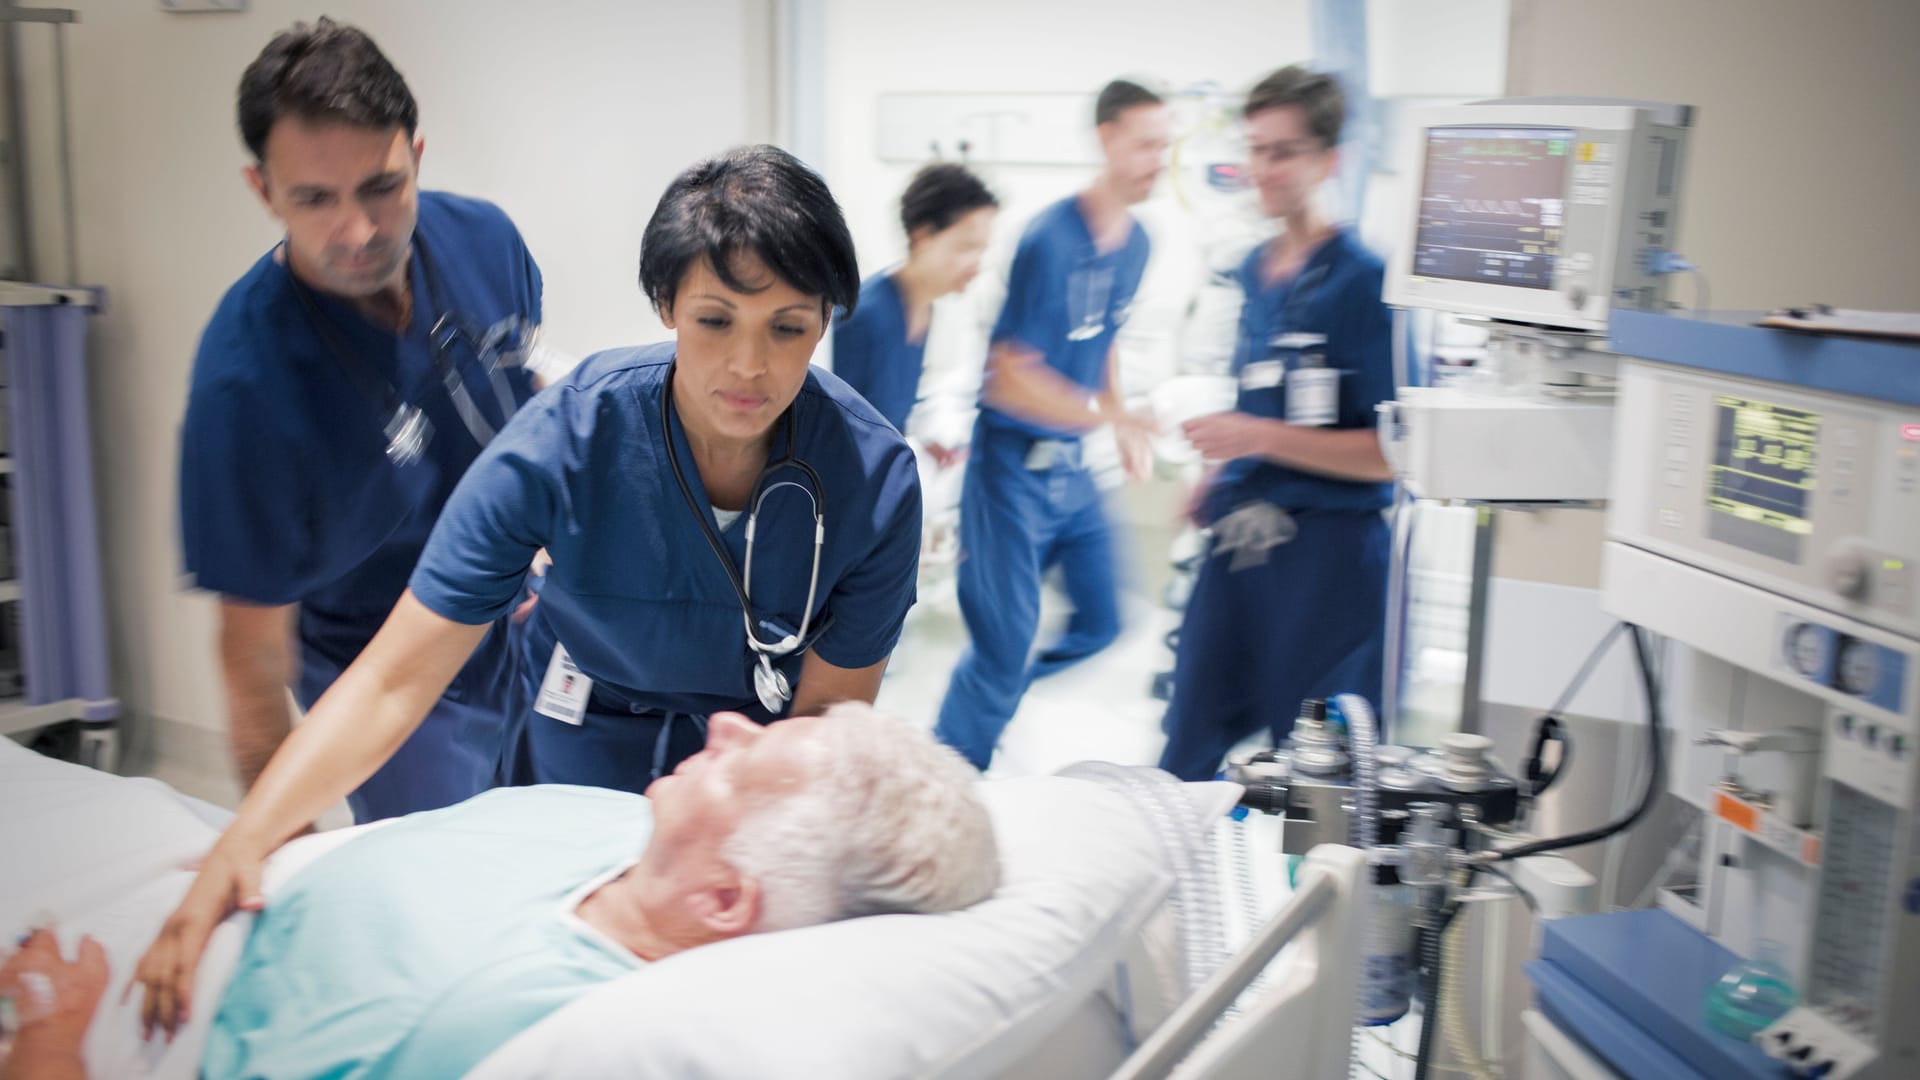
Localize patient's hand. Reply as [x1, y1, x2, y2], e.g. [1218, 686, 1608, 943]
[130, 841, 265, 1040]
[1, 928, 108, 1080]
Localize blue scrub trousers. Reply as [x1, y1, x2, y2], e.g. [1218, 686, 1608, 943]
[1157, 506, 1389, 781]
[296, 648, 507, 823]
[936, 425, 1122, 770]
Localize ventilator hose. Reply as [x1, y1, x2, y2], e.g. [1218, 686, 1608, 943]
[1412, 923, 1445, 1080]
[1331, 693, 1382, 1080]
[1441, 906, 1501, 1080]
[1331, 693, 1380, 851]
[1226, 813, 1273, 1017]
[1059, 762, 1228, 994]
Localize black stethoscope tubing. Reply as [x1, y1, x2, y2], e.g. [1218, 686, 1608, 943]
[659, 365, 829, 706]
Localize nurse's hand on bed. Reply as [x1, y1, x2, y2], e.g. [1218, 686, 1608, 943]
[132, 594, 491, 1039]
[131, 840, 265, 1040]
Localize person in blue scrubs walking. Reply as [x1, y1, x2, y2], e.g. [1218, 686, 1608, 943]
[138, 148, 922, 991]
[179, 20, 555, 823]
[934, 80, 1170, 771]
[832, 163, 998, 448]
[1158, 67, 1396, 782]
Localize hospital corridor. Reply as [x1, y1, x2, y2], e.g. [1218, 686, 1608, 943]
[4, 1, 1920, 1079]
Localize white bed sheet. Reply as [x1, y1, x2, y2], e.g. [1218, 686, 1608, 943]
[1, 740, 1235, 1080]
[0, 739, 379, 1080]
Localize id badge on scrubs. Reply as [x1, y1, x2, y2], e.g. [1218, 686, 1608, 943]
[534, 644, 593, 726]
[1273, 333, 1337, 427]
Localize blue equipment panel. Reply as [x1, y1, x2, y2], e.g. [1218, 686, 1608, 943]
[1525, 909, 1793, 1079]
[1610, 310, 1920, 408]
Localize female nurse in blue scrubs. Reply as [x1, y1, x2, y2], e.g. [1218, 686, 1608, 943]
[832, 163, 997, 444]
[1157, 67, 1397, 782]
[137, 147, 923, 1021]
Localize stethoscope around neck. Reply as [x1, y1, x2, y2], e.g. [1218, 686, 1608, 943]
[287, 230, 532, 466]
[660, 366, 827, 713]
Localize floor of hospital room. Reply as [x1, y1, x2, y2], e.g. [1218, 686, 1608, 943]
[880, 574, 1182, 777]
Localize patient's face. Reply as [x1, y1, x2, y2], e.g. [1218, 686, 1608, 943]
[647, 712, 826, 850]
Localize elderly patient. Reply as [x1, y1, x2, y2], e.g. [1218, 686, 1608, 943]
[0, 704, 998, 1080]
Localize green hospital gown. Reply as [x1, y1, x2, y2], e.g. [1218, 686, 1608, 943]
[204, 785, 650, 1079]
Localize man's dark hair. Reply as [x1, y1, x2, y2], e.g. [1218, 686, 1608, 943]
[1095, 79, 1164, 127]
[899, 164, 998, 237]
[237, 17, 418, 161]
[640, 145, 861, 319]
[1243, 65, 1345, 148]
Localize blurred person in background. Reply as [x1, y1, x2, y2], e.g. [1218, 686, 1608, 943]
[1158, 66, 1395, 781]
[833, 162, 999, 465]
[934, 79, 1170, 771]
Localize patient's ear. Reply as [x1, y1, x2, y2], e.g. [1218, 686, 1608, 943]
[694, 868, 763, 940]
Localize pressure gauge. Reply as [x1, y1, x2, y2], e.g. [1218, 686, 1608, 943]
[1785, 622, 1828, 678]
[1837, 637, 1881, 696]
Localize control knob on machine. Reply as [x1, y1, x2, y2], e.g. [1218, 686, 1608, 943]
[1826, 544, 1873, 602]
[1784, 623, 1828, 679]
[1836, 638, 1881, 697]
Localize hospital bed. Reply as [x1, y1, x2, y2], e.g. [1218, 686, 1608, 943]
[0, 736, 1364, 1079]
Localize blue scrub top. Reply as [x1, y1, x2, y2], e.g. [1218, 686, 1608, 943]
[1204, 228, 1395, 520]
[832, 271, 922, 432]
[409, 343, 922, 722]
[982, 196, 1151, 439]
[180, 191, 543, 707]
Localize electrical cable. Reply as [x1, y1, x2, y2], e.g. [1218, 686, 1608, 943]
[1485, 624, 1665, 863]
[1521, 622, 1625, 798]
[1473, 863, 1539, 917]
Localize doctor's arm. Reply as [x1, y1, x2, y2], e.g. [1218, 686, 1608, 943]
[133, 592, 489, 1038]
[981, 340, 1156, 444]
[1183, 415, 1391, 482]
[788, 652, 888, 718]
[217, 599, 299, 790]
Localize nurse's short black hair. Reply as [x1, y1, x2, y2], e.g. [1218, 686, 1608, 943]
[237, 17, 418, 162]
[640, 145, 861, 320]
[900, 164, 998, 237]
[1244, 66, 1345, 148]
[1095, 79, 1164, 127]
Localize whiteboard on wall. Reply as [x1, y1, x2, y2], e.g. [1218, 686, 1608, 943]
[875, 92, 1100, 166]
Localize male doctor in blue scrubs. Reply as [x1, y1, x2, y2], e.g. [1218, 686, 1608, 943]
[179, 20, 548, 821]
[1157, 66, 1396, 781]
[934, 80, 1168, 771]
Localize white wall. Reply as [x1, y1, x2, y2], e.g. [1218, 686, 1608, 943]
[1507, 0, 1920, 310]
[24, 2, 762, 765]
[822, 0, 1312, 280]
[818, 0, 1322, 428]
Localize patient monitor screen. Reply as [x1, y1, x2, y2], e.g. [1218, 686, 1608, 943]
[1707, 395, 1820, 563]
[1412, 127, 1573, 290]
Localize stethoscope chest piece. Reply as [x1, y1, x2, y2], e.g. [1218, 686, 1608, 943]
[753, 658, 791, 714]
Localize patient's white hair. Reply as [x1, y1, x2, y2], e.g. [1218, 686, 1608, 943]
[721, 702, 1001, 932]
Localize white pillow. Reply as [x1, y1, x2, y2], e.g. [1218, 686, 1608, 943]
[468, 772, 1220, 1080]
